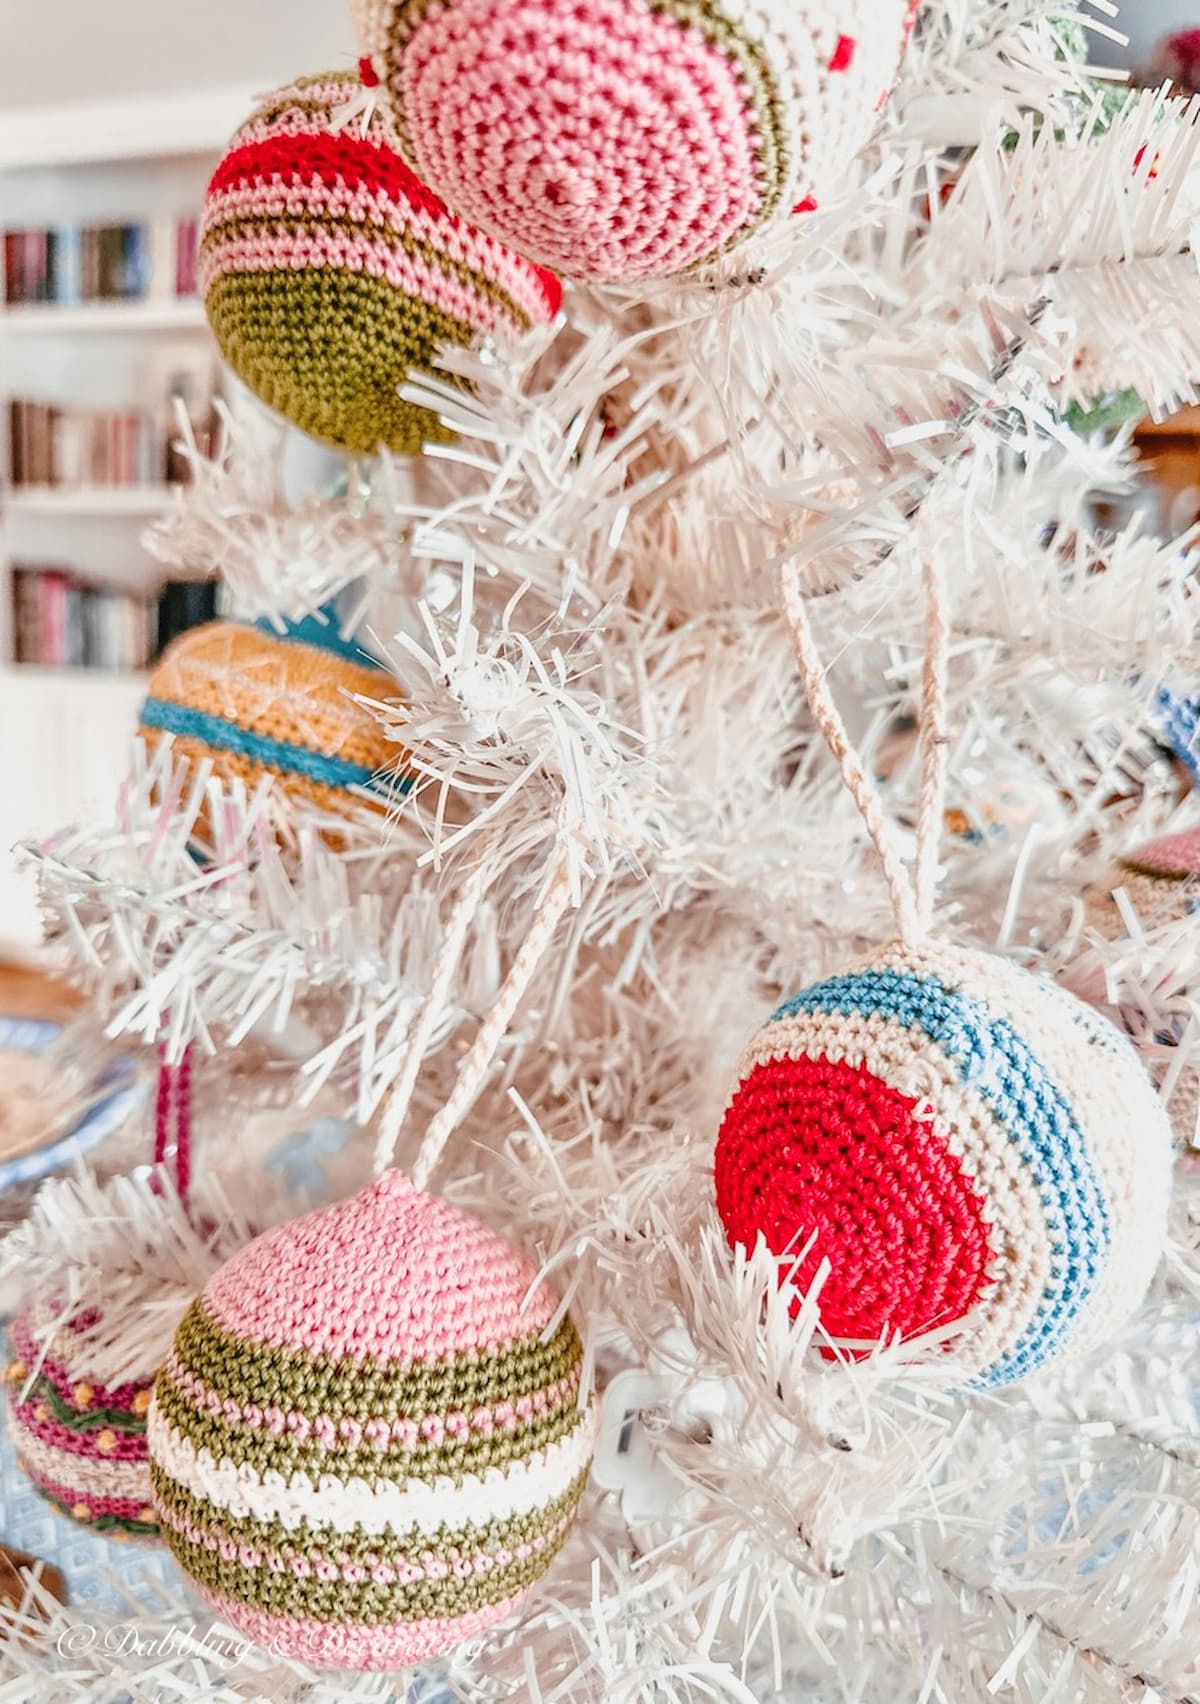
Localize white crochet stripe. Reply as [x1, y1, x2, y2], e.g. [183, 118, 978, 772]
[8, 1409, 151, 1500]
[738, 1006, 1051, 1372]
[147, 1397, 596, 1537]
[901, 941, 1174, 1362]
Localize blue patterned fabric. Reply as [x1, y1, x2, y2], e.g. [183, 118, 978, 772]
[0, 1021, 141, 1194]
[773, 967, 1111, 1386]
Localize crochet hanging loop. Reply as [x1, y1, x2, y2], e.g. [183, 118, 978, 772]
[779, 537, 950, 946]
[372, 839, 578, 1189]
[330, 58, 383, 139]
[153, 1041, 194, 1209]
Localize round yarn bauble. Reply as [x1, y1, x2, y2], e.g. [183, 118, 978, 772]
[148, 1171, 595, 1671]
[199, 70, 562, 455]
[352, 0, 917, 282]
[4, 1304, 157, 1537]
[138, 616, 406, 824]
[714, 940, 1173, 1387]
[1084, 827, 1200, 1152]
[1095, 826, 1200, 935]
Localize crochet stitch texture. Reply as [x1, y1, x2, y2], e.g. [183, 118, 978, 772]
[148, 1171, 596, 1670]
[714, 940, 1173, 1386]
[138, 618, 407, 822]
[199, 70, 562, 454]
[4, 1305, 157, 1536]
[352, 0, 916, 282]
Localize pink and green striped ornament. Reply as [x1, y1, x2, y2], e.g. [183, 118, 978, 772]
[148, 1170, 595, 1670]
[199, 69, 562, 456]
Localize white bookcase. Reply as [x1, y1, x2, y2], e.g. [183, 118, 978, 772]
[0, 90, 248, 952]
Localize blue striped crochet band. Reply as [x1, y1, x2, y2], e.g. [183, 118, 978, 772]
[772, 967, 1111, 1386]
[140, 698, 401, 798]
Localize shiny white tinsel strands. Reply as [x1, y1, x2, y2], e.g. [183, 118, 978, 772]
[5, 3, 1200, 1700]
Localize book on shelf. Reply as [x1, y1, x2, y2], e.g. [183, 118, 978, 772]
[8, 350, 218, 491]
[11, 569, 221, 673]
[3, 218, 200, 308]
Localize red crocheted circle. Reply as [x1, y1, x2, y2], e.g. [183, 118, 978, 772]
[714, 1053, 992, 1347]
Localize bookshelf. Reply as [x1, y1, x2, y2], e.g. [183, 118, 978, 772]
[6, 487, 180, 518]
[3, 300, 208, 334]
[0, 90, 235, 951]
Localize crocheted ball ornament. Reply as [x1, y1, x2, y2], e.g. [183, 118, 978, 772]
[200, 70, 562, 455]
[714, 940, 1173, 1387]
[138, 616, 405, 824]
[4, 1305, 156, 1537]
[1104, 826, 1200, 932]
[352, 0, 917, 283]
[148, 1171, 595, 1670]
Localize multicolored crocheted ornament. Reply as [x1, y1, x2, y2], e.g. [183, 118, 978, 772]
[200, 70, 562, 454]
[148, 1170, 595, 1670]
[3, 1305, 156, 1537]
[352, 0, 916, 282]
[1102, 826, 1200, 931]
[138, 615, 406, 825]
[714, 939, 1174, 1387]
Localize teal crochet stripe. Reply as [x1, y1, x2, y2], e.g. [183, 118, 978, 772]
[140, 697, 404, 797]
[253, 613, 384, 670]
[772, 967, 1111, 1387]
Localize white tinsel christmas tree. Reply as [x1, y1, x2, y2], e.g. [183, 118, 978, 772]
[3, 3, 1200, 1700]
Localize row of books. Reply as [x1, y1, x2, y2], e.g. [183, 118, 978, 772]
[3, 220, 199, 307]
[9, 399, 182, 490]
[11, 569, 218, 672]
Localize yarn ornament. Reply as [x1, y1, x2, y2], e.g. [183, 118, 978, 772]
[1095, 826, 1200, 935]
[351, 0, 917, 283]
[3, 1304, 156, 1537]
[1079, 826, 1200, 1152]
[199, 70, 562, 455]
[715, 938, 1174, 1386]
[148, 1170, 595, 1670]
[714, 526, 1174, 1390]
[138, 615, 406, 827]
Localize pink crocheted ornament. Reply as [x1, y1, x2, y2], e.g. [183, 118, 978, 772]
[352, 0, 916, 282]
[149, 1171, 595, 1671]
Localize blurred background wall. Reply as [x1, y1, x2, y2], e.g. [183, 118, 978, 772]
[0, 0, 1192, 103]
[0, 0, 351, 107]
[1118, 0, 1200, 62]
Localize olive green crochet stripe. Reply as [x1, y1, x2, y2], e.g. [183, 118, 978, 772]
[161, 1517, 573, 1625]
[22, 1374, 146, 1437]
[648, 0, 787, 236]
[172, 1300, 583, 1420]
[150, 1459, 588, 1568]
[246, 78, 360, 131]
[382, 0, 788, 248]
[154, 1370, 584, 1487]
[203, 269, 462, 456]
[201, 212, 536, 334]
[1118, 857, 1193, 885]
